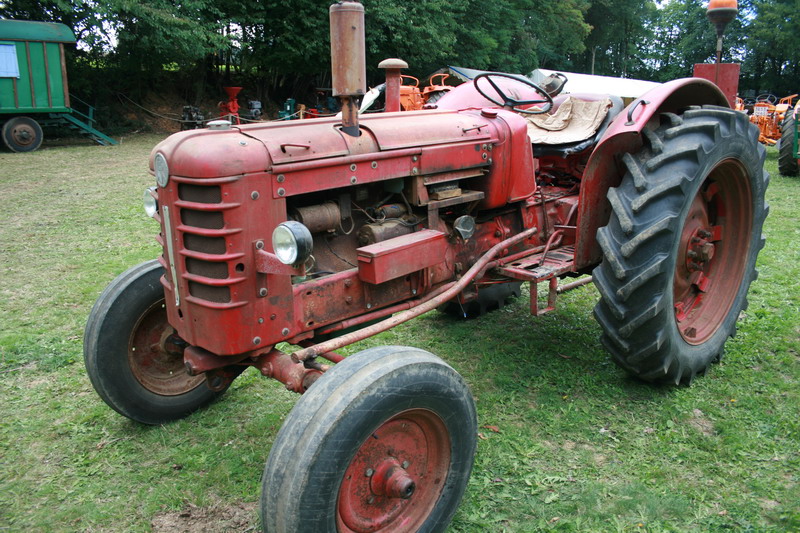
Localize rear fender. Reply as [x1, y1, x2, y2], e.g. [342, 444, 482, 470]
[573, 78, 729, 269]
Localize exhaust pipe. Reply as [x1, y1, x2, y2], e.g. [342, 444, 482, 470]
[330, 1, 366, 137]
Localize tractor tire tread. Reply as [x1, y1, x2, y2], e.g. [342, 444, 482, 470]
[592, 106, 768, 383]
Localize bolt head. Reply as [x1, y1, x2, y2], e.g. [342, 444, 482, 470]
[259, 288, 268, 297]
[253, 337, 261, 345]
[365, 468, 374, 477]
[281, 328, 290, 336]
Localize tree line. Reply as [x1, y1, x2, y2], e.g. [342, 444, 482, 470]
[1, 0, 797, 113]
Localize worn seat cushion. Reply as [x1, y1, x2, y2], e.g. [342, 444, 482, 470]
[525, 97, 612, 145]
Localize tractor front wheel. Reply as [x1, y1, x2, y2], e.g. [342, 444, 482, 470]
[593, 106, 768, 384]
[261, 346, 477, 533]
[2, 116, 43, 152]
[84, 260, 222, 424]
[778, 112, 798, 176]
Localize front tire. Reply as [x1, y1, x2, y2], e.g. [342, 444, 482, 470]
[778, 112, 799, 176]
[84, 260, 221, 424]
[261, 346, 477, 533]
[593, 106, 768, 384]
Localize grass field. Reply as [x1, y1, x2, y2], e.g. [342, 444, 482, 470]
[0, 134, 798, 532]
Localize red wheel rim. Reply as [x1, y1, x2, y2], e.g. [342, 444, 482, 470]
[337, 409, 451, 533]
[128, 299, 206, 395]
[673, 159, 753, 344]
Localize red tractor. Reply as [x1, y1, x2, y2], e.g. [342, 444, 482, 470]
[84, 2, 768, 531]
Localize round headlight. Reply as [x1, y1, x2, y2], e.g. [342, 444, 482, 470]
[154, 152, 169, 187]
[143, 187, 158, 218]
[272, 221, 313, 265]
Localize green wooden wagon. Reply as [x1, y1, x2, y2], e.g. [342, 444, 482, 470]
[0, 19, 116, 152]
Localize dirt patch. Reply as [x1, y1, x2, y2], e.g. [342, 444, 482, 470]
[151, 501, 258, 532]
[688, 408, 715, 437]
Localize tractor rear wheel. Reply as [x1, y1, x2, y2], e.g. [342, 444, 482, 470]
[84, 260, 222, 424]
[261, 346, 477, 533]
[593, 106, 768, 384]
[778, 112, 798, 176]
[2, 116, 43, 152]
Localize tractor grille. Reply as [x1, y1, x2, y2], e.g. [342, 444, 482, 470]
[169, 175, 247, 309]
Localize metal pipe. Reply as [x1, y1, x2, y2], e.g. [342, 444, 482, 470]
[379, 58, 408, 113]
[556, 276, 593, 294]
[292, 226, 539, 362]
[316, 282, 455, 336]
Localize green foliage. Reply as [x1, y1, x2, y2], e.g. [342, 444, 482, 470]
[742, 0, 800, 95]
[1, 0, 799, 110]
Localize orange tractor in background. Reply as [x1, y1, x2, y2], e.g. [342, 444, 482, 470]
[742, 93, 797, 145]
[399, 73, 453, 110]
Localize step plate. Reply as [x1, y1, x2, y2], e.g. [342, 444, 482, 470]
[493, 245, 575, 282]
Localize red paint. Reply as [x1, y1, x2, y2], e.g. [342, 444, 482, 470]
[357, 230, 446, 284]
[337, 409, 450, 533]
[693, 63, 740, 108]
[673, 159, 752, 344]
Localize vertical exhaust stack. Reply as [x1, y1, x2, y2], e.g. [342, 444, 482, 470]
[707, 0, 738, 65]
[330, 1, 366, 137]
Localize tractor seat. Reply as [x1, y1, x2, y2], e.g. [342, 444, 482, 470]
[527, 94, 624, 158]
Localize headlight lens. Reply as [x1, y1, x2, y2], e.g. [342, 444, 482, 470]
[143, 187, 158, 218]
[154, 153, 169, 187]
[272, 221, 313, 265]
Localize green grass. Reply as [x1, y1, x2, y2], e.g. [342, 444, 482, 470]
[0, 137, 798, 532]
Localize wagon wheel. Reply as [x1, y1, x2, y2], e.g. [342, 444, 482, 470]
[593, 106, 768, 384]
[2, 116, 43, 152]
[778, 112, 799, 176]
[261, 346, 477, 533]
[84, 260, 223, 424]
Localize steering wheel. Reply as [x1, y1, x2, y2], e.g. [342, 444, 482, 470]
[756, 93, 777, 104]
[473, 72, 553, 115]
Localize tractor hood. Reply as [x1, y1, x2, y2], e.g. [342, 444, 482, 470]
[150, 109, 499, 180]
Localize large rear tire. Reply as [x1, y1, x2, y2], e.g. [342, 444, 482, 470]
[593, 106, 768, 384]
[84, 260, 222, 424]
[778, 112, 798, 176]
[261, 346, 477, 533]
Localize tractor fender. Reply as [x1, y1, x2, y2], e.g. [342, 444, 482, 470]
[573, 78, 729, 269]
